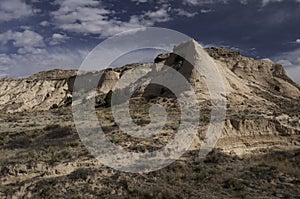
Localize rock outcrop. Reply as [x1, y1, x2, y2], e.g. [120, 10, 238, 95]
[0, 39, 299, 155]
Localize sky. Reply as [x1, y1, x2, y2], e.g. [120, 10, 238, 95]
[0, 0, 300, 83]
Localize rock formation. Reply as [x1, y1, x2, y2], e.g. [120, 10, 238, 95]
[0, 39, 299, 155]
[1, 40, 300, 198]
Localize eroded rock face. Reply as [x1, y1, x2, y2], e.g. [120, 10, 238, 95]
[156, 44, 300, 100]
[1, 40, 299, 113]
[0, 40, 299, 155]
[0, 78, 69, 113]
[1, 40, 300, 199]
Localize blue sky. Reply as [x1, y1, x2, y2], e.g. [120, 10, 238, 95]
[0, 0, 300, 83]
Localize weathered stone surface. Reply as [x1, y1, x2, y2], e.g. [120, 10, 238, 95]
[1, 40, 300, 198]
[0, 39, 299, 155]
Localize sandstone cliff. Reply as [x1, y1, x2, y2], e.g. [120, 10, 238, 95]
[1, 40, 300, 198]
[0, 40, 299, 155]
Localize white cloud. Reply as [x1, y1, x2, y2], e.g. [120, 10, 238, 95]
[200, 9, 213, 13]
[52, 33, 66, 39]
[40, 21, 50, 27]
[0, 54, 11, 69]
[182, 0, 300, 6]
[239, 0, 248, 4]
[0, 73, 8, 78]
[51, 0, 143, 38]
[19, 25, 31, 30]
[0, 30, 45, 54]
[129, 5, 172, 27]
[131, 0, 148, 4]
[0, 48, 89, 78]
[174, 8, 198, 17]
[183, 0, 228, 6]
[261, 0, 283, 6]
[53, 0, 99, 9]
[0, 30, 44, 47]
[183, 0, 208, 5]
[270, 48, 300, 84]
[296, 39, 300, 43]
[51, 0, 174, 38]
[0, 0, 32, 22]
[17, 47, 46, 54]
[143, 8, 171, 23]
[246, 0, 300, 6]
[48, 33, 69, 46]
[0, 29, 87, 77]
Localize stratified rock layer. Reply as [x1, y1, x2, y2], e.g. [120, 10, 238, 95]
[0, 40, 299, 155]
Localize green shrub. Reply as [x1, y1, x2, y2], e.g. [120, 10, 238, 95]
[223, 178, 245, 191]
[43, 124, 61, 131]
[69, 168, 90, 181]
[45, 126, 73, 139]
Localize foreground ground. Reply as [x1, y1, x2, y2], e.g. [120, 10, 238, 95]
[0, 106, 299, 199]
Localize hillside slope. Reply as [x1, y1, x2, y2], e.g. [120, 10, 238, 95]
[1, 40, 300, 198]
[0, 40, 299, 155]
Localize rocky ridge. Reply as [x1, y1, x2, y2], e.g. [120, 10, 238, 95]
[1, 40, 300, 198]
[0, 40, 300, 156]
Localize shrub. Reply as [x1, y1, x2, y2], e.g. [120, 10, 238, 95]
[43, 124, 61, 131]
[69, 168, 91, 181]
[44, 125, 73, 139]
[223, 178, 245, 191]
